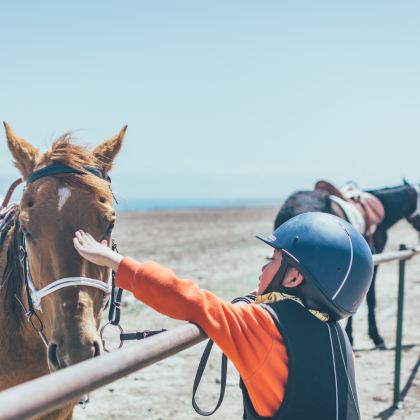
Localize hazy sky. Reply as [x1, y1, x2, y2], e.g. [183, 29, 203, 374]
[1, 1, 419, 205]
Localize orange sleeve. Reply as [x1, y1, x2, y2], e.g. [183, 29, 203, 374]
[116, 257, 288, 417]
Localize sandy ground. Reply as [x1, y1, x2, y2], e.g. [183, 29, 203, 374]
[74, 208, 420, 420]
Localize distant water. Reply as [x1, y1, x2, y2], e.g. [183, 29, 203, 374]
[116, 198, 280, 212]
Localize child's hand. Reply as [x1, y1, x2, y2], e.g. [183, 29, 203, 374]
[73, 230, 123, 272]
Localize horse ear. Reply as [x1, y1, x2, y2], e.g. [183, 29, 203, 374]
[93, 125, 127, 175]
[402, 178, 411, 186]
[3, 122, 40, 180]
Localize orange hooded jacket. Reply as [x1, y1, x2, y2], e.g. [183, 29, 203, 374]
[116, 257, 288, 418]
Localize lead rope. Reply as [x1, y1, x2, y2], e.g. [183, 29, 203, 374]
[192, 295, 256, 416]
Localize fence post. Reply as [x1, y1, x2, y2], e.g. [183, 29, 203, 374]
[393, 243, 406, 408]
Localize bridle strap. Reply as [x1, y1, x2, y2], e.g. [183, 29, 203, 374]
[1, 164, 108, 210]
[18, 230, 112, 311]
[1, 178, 23, 209]
[30, 276, 112, 310]
[17, 231, 48, 347]
[27, 164, 108, 184]
[108, 240, 122, 325]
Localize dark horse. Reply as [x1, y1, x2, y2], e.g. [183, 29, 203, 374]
[274, 182, 420, 349]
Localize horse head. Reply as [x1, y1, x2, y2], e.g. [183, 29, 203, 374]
[4, 122, 126, 371]
[403, 179, 420, 232]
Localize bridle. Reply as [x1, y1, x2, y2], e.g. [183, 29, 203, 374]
[6, 163, 116, 348]
[1, 162, 165, 409]
[2, 163, 165, 353]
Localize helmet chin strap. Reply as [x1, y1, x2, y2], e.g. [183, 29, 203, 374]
[263, 258, 290, 294]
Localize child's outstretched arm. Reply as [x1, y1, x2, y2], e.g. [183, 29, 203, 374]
[73, 229, 287, 417]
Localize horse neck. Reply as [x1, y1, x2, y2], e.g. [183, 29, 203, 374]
[0, 223, 44, 350]
[370, 186, 416, 230]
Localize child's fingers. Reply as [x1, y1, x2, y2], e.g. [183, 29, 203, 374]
[73, 237, 82, 252]
[75, 231, 83, 242]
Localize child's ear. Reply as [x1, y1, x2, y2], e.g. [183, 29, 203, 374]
[283, 268, 304, 288]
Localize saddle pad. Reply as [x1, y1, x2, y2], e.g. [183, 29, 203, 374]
[330, 195, 366, 235]
[340, 183, 384, 226]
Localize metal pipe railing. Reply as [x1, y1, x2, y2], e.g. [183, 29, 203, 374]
[0, 245, 419, 419]
[0, 323, 206, 419]
[372, 245, 420, 264]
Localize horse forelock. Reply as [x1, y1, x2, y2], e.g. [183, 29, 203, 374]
[34, 134, 112, 201]
[39, 133, 97, 169]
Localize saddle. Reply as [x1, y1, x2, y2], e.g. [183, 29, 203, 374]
[315, 180, 385, 237]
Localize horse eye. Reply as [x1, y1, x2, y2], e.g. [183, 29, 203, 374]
[22, 228, 33, 240]
[106, 221, 115, 236]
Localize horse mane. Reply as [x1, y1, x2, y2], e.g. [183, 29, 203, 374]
[368, 184, 415, 208]
[36, 134, 112, 200]
[368, 184, 409, 196]
[2, 218, 25, 326]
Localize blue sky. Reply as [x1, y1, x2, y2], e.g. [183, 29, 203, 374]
[0, 1, 419, 206]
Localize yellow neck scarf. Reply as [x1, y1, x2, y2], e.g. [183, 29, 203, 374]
[255, 292, 329, 322]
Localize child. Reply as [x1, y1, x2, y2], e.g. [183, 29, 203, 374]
[74, 212, 372, 419]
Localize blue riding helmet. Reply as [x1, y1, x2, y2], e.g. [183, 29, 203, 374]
[257, 212, 374, 320]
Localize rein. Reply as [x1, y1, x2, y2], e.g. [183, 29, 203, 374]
[192, 295, 256, 416]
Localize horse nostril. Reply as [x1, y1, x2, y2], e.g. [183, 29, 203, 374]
[93, 340, 101, 357]
[47, 343, 61, 370]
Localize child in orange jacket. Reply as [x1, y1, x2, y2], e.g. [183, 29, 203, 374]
[74, 212, 372, 419]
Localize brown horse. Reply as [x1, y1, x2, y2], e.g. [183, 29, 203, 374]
[0, 122, 126, 419]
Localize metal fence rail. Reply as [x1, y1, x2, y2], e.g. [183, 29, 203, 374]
[0, 245, 419, 419]
[372, 245, 420, 264]
[0, 324, 206, 419]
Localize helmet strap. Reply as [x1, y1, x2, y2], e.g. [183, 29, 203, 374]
[263, 258, 290, 294]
